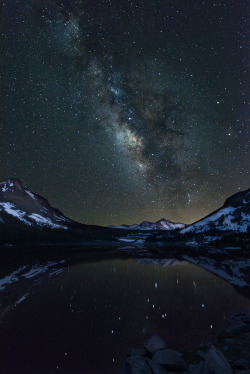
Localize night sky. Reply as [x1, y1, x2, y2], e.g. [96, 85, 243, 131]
[1, 0, 249, 226]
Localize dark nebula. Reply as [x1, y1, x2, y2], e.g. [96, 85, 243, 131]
[1, 0, 249, 225]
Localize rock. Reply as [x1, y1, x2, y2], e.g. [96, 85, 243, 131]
[127, 348, 147, 357]
[203, 345, 233, 374]
[147, 359, 169, 374]
[226, 324, 250, 335]
[242, 314, 250, 324]
[232, 358, 250, 370]
[125, 355, 152, 374]
[187, 361, 204, 374]
[144, 336, 166, 355]
[152, 349, 187, 372]
[196, 350, 206, 359]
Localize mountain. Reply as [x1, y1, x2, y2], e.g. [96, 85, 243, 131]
[1, 178, 249, 247]
[108, 218, 186, 231]
[180, 188, 250, 235]
[0, 178, 112, 246]
[0, 178, 73, 229]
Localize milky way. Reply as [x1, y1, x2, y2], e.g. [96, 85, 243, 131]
[1, 0, 249, 225]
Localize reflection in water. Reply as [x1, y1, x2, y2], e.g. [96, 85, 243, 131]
[0, 257, 250, 374]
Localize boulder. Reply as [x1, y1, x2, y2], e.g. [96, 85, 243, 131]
[187, 361, 204, 374]
[144, 336, 166, 355]
[147, 359, 169, 374]
[232, 357, 250, 370]
[226, 324, 250, 335]
[152, 349, 187, 372]
[125, 355, 152, 374]
[203, 345, 233, 374]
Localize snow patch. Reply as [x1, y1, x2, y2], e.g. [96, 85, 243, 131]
[181, 205, 249, 234]
[181, 207, 235, 233]
[183, 255, 249, 287]
[0, 262, 65, 292]
[29, 213, 68, 229]
[22, 261, 59, 279]
[54, 214, 70, 222]
[25, 189, 36, 200]
[118, 238, 137, 243]
[110, 220, 185, 231]
[1, 183, 7, 192]
[0, 266, 27, 291]
[0, 180, 14, 192]
[0, 202, 32, 225]
[16, 294, 29, 304]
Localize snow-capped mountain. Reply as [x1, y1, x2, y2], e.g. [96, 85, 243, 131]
[109, 218, 186, 231]
[1, 178, 249, 247]
[0, 178, 122, 246]
[181, 188, 250, 235]
[0, 178, 72, 229]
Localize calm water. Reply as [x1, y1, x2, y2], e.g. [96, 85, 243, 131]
[1, 256, 250, 374]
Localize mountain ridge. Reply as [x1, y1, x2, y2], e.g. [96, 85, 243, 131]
[0, 178, 73, 229]
[108, 218, 186, 231]
[0, 178, 249, 247]
[180, 188, 250, 235]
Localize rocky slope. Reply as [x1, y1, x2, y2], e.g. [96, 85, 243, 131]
[1, 178, 249, 247]
[0, 178, 114, 246]
[180, 188, 250, 236]
[0, 178, 72, 229]
[125, 316, 250, 374]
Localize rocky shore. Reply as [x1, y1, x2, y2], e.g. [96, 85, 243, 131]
[124, 313, 250, 374]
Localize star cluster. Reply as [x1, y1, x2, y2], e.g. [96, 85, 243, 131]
[1, 0, 249, 225]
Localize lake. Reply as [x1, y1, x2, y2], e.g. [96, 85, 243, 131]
[0, 253, 250, 374]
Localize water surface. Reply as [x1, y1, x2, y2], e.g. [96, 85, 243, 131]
[1, 256, 250, 374]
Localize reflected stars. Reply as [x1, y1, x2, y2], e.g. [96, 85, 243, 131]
[2, 257, 250, 374]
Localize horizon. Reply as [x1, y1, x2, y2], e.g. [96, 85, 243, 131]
[1, 176, 248, 227]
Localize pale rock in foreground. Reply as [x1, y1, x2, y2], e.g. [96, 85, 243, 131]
[125, 355, 152, 374]
[152, 349, 187, 372]
[203, 345, 233, 374]
[144, 336, 166, 355]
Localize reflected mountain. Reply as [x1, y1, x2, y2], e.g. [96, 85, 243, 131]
[1, 254, 250, 374]
[0, 258, 66, 323]
[1, 249, 249, 326]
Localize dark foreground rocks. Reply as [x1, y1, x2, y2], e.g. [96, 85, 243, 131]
[124, 313, 250, 374]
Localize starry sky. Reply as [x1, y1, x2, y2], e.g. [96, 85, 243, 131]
[1, 0, 249, 226]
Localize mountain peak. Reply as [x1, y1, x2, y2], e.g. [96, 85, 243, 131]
[0, 178, 23, 192]
[156, 218, 170, 224]
[109, 219, 186, 231]
[0, 178, 72, 229]
[181, 187, 250, 235]
[223, 188, 250, 208]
